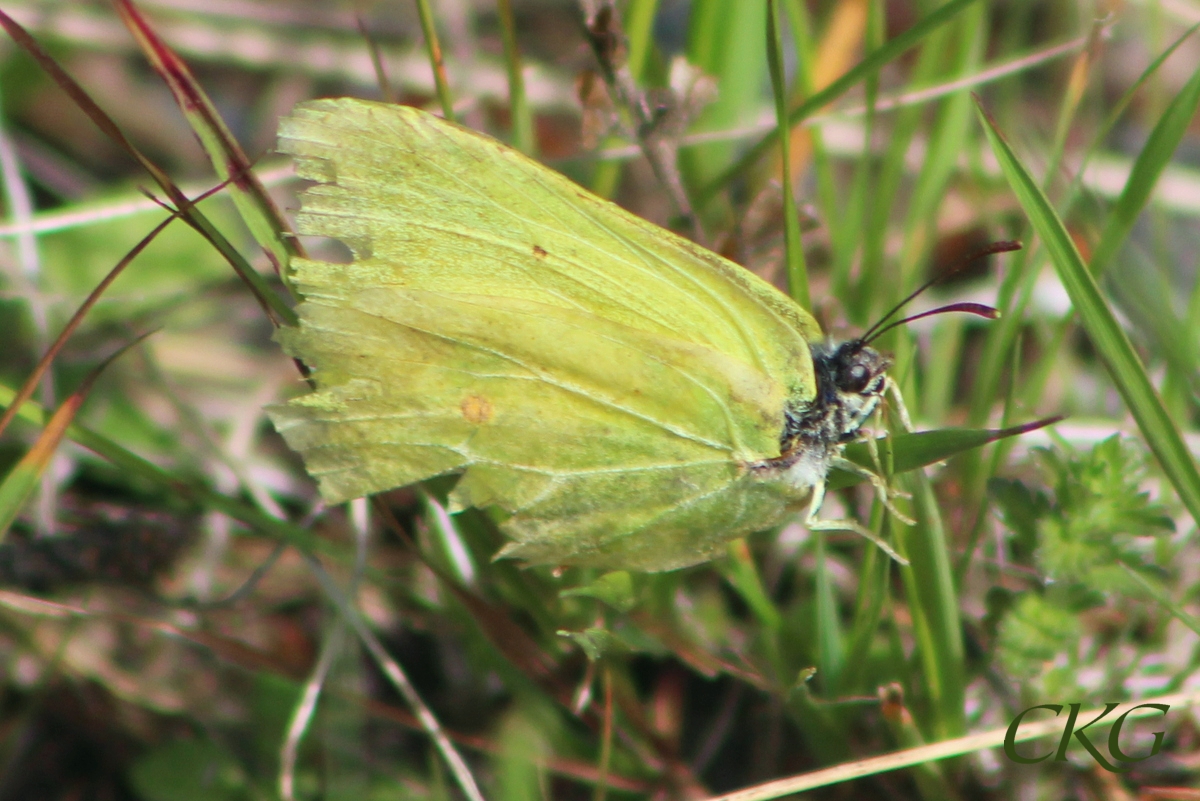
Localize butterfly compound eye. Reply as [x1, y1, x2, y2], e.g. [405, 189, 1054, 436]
[843, 363, 871, 393]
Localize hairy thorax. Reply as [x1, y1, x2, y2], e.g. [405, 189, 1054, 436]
[757, 340, 891, 490]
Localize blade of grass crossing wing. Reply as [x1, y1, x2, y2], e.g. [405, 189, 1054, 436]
[115, 0, 296, 284]
[0, 8, 296, 327]
[766, 0, 809, 308]
[978, 101, 1200, 529]
[1087, 58, 1200, 279]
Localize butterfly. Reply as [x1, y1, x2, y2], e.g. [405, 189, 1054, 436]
[269, 97, 904, 571]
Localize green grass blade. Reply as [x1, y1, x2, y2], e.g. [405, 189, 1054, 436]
[0, 335, 146, 540]
[116, 0, 295, 288]
[1088, 57, 1200, 278]
[683, 0, 768, 196]
[896, 3, 986, 290]
[782, 0, 840, 277]
[0, 382, 331, 558]
[896, 474, 965, 739]
[721, 540, 783, 635]
[838, 527, 887, 693]
[698, 0, 984, 203]
[766, 0, 809, 308]
[812, 530, 845, 688]
[829, 420, 1056, 491]
[1119, 562, 1200, 638]
[415, 0, 456, 121]
[977, 99, 1200, 529]
[496, 0, 533, 155]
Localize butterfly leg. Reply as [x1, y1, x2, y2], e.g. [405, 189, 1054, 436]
[804, 477, 909, 564]
[884, 376, 914, 432]
[854, 382, 916, 523]
[828, 456, 916, 527]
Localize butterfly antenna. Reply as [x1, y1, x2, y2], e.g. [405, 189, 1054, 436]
[858, 240, 1021, 345]
[864, 302, 1000, 344]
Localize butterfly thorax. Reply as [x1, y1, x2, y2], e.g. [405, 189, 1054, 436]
[760, 340, 890, 489]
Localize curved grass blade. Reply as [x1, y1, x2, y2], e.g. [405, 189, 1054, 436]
[0, 7, 296, 327]
[1087, 48, 1200, 279]
[115, 0, 298, 284]
[0, 213, 175, 441]
[977, 99, 1200, 529]
[0, 383, 330, 559]
[0, 332, 151, 541]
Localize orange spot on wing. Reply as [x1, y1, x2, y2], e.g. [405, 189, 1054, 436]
[460, 395, 494, 424]
[532, 245, 547, 259]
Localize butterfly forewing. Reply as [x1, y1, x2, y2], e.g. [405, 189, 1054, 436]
[271, 99, 825, 569]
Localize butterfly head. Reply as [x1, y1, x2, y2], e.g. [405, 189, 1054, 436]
[766, 338, 889, 483]
[796, 240, 1020, 449]
[814, 339, 891, 442]
[765, 241, 1019, 477]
